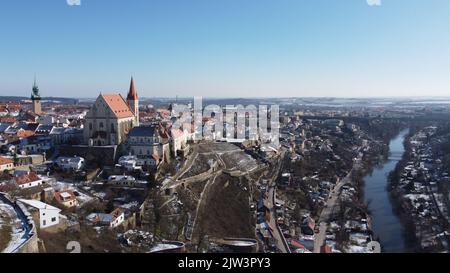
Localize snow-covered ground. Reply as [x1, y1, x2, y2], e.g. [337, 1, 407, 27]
[345, 245, 368, 253]
[120, 201, 139, 210]
[0, 202, 27, 253]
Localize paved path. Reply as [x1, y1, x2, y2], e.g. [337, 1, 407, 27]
[264, 150, 290, 253]
[313, 168, 354, 253]
[266, 187, 289, 253]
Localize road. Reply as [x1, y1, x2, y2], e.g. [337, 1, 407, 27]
[263, 149, 290, 253]
[266, 186, 290, 253]
[313, 168, 353, 253]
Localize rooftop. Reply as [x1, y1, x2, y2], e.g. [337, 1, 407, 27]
[101, 94, 134, 119]
[128, 125, 156, 137]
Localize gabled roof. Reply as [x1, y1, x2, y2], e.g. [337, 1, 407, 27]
[101, 94, 134, 119]
[15, 172, 41, 185]
[0, 117, 17, 123]
[18, 199, 61, 212]
[0, 156, 13, 165]
[35, 124, 54, 134]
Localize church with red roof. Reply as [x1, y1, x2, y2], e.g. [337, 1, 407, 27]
[84, 78, 140, 146]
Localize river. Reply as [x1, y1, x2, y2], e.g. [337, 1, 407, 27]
[363, 129, 409, 253]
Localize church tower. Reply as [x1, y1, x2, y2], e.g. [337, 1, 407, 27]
[127, 77, 139, 126]
[31, 77, 42, 115]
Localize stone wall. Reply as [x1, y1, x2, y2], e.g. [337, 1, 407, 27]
[14, 201, 39, 253]
[59, 145, 118, 166]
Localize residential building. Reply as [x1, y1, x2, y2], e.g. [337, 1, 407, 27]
[54, 190, 79, 208]
[55, 156, 85, 172]
[0, 156, 14, 172]
[18, 199, 61, 229]
[87, 208, 125, 228]
[14, 172, 44, 189]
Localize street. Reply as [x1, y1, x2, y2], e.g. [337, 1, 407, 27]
[313, 168, 354, 253]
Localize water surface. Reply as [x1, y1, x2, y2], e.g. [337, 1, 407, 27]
[363, 130, 409, 253]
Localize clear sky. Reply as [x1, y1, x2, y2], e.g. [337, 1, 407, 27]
[1, 0, 450, 98]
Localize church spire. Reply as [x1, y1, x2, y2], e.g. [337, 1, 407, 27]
[127, 77, 138, 101]
[126, 77, 139, 127]
[32, 74, 40, 98]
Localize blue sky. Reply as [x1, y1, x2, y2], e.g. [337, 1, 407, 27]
[1, 0, 450, 98]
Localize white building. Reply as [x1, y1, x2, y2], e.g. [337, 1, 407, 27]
[18, 199, 61, 229]
[108, 175, 136, 182]
[15, 172, 44, 189]
[55, 156, 85, 172]
[118, 155, 138, 171]
[0, 156, 14, 172]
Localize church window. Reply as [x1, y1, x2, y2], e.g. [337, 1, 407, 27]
[100, 122, 104, 128]
[89, 123, 92, 130]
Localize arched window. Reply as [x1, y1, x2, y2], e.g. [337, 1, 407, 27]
[89, 123, 92, 130]
[100, 122, 104, 128]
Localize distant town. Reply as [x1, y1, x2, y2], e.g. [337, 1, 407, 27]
[1, 78, 450, 253]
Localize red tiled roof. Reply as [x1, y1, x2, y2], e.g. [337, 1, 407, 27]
[101, 94, 134, 119]
[0, 183, 17, 192]
[0, 117, 17, 123]
[15, 172, 41, 185]
[0, 156, 13, 165]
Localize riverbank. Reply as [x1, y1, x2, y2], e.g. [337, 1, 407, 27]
[362, 129, 409, 253]
[388, 126, 450, 252]
[387, 129, 420, 252]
